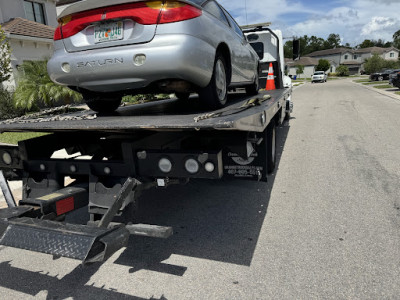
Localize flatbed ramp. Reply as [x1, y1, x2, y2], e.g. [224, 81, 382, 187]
[0, 90, 288, 133]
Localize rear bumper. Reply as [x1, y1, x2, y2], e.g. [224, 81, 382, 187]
[48, 34, 215, 92]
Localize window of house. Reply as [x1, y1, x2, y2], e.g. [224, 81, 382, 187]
[390, 53, 395, 58]
[24, 1, 46, 25]
[354, 55, 358, 60]
[344, 55, 348, 60]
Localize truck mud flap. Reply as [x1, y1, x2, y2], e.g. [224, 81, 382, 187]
[0, 216, 129, 264]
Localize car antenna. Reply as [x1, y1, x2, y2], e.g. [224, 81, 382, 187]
[245, 0, 248, 25]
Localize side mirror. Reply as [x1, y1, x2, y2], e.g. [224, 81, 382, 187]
[293, 39, 300, 60]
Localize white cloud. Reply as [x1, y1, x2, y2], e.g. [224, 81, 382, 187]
[219, 0, 400, 46]
[361, 17, 398, 39]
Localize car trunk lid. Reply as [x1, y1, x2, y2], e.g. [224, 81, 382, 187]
[55, 0, 202, 53]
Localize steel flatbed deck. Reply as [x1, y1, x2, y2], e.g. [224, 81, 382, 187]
[0, 89, 289, 134]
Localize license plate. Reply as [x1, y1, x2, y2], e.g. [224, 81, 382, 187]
[94, 21, 123, 43]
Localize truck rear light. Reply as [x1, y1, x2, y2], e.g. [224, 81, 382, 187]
[54, 1, 202, 41]
[184, 158, 199, 174]
[56, 197, 75, 215]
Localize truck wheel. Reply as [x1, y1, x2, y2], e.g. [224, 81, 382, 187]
[266, 120, 276, 173]
[246, 70, 259, 96]
[199, 54, 228, 109]
[378, 76, 383, 81]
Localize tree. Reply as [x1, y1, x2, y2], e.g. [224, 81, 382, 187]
[316, 59, 330, 72]
[393, 30, 400, 49]
[363, 53, 386, 74]
[324, 33, 341, 49]
[336, 65, 349, 76]
[295, 64, 304, 77]
[0, 25, 12, 83]
[14, 60, 82, 110]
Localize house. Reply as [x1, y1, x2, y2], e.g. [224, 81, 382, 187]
[0, 0, 57, 89]
[285, 57, 319, 79]
[305, 46, 399, 75]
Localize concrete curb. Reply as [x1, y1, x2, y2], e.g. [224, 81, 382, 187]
[350, 80, 400, 102]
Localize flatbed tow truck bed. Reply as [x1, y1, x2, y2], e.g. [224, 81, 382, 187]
[0, 90, 288, 133]
[0, 88, 291, 264]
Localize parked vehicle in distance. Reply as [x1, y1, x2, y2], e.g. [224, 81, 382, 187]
[390, 72, 400, 89]
[48, 0, 260, 112]
[388, 69, 400, 84]
[311, 71, 327, 83]
[370, 69, 394, 81]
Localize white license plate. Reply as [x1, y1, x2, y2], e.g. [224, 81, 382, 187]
[94, 21, 123, 43]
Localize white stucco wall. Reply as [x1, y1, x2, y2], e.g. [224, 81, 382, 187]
[288, 65, 316, 78]
[2, 37, 54, 90]
[383, 51, 398, 60]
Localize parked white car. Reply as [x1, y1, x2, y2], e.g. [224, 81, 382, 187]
[311, 71, 327, 83]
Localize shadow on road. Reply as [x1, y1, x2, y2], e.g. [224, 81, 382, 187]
[114, 121, 291, 274]
[0, 260, 167, 299]
[0, 119, 291, 297]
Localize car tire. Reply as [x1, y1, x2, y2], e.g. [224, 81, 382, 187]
[199, 53, 228, 109]
[175, 92, 190, 101]
[378, 76, 384, 81]
[266, 120, 276, 173]
[246, 68, 260, 96]
[83, 92, 121, 113]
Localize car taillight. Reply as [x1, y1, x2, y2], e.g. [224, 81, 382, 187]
[54, 0, 202, 41]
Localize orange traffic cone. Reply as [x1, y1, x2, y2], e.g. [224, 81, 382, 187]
[265, 63, 276, 90]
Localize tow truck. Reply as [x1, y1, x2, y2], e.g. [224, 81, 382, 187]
[0, 24, 294, 264]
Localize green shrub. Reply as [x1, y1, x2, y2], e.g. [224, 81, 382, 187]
[0, 87, 24, 120]
[336, 66, 349, 77]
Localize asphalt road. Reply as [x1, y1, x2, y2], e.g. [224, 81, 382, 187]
[0, 79, 399, 299]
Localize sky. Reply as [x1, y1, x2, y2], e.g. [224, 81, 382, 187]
[218, 0, 400, 46]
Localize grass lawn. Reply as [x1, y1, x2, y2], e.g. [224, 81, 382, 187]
[362, 82, 388, 85]
[353, 79, 371, 83]
[395, 92, 400, 96]
[373, 85, 393, 89]
[0, 132, 49, 145]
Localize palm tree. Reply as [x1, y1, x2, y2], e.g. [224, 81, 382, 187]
[14, 60, 82, 110]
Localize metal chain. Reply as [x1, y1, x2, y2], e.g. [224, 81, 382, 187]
[0, 105, 97, 125]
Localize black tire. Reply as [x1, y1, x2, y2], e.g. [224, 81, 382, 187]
[266, 120, 276, 173]
[86, 99, 121, 113]
[285, 111, 291, 121]
[378, 76, 383, 81]
[83, 91, 121, 113]
[199, 53, 228, 109]
[175, 92, 190, 101]
[246, 69, 259, 96]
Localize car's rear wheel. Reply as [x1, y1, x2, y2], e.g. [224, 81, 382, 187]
[83, 92, 121, 113]
[199, 54, 228, 109]
[246, 70, 259, 96]
[175, 92, 190, 101]
[378, 76, 384, 81]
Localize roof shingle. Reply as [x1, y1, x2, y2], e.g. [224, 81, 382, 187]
[1, 17, 55, 40]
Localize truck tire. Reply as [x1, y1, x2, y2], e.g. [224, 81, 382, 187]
[199, 54, 228, 109]
[266, 120, 276, 173]
[246, 70, 259, 96]
[378, 76, 383, 81]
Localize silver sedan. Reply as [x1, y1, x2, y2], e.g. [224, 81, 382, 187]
[48, 0, 260, 112]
